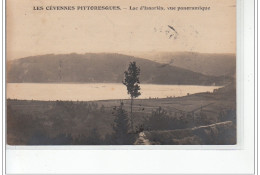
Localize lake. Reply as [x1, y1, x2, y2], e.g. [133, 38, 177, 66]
[7, 83, 221, 101]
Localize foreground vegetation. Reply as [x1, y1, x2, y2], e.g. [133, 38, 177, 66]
[7, 83, 236, 145]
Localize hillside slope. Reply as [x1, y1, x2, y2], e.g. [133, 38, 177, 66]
[135, 121, 236, 145]
[132, 52, 236, 76]
[7, 53, 232, 85]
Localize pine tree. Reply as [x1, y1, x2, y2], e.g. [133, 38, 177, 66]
[112, 102, 131, 144]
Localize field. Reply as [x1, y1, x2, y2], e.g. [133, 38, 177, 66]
[7, 83, 236, 145]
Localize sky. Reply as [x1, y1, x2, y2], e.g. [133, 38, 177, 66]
[7, 0, 236, 60]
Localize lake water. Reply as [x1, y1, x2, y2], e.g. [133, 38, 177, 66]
[7, 83, 221, 101]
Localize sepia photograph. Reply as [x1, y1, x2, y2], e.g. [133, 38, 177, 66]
[6, 0, 236, 145]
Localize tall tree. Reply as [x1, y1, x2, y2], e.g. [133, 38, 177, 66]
[122, 61, 141, 131]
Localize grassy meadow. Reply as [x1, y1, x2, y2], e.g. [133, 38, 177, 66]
[7, 83, 236, 145]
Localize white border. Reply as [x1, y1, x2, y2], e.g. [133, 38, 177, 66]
[2, 0, 5, 173]
[255, 0, 259, 173]
[3, 0, 256, 174]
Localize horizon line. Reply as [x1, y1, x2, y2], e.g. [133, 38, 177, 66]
[8, 51, 236, 60]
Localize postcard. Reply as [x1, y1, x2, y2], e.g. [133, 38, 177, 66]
[6, 0, 236, 145]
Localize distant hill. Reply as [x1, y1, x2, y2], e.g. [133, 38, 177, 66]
[131, 52, 236, 76]
[7, 53, 232, 85]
